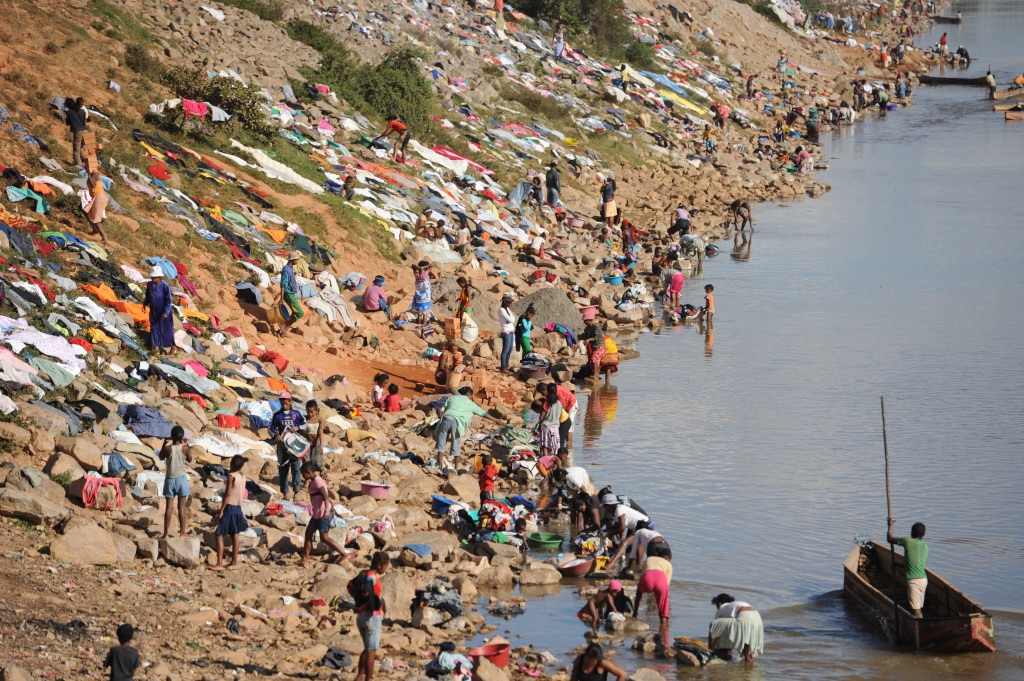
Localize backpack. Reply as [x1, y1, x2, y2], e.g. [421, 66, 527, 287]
[347, 570, 381, 611]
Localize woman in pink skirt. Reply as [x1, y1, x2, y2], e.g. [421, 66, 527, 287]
[664, 271, 685, 308]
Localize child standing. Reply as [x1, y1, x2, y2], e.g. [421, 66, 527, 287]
[371, 373, 389, 409]
[299, 462, 354, 566]
[304, 400, 329, 472]
[703, 124, 715, 152]
[383, 383, 404, 412]
[211, 455, 248, 571]
[103, 623, 139, 681]
[515, 305, 536, 355]
[665, 271, 685, 308]
[478, 454, 498, 506]
[537, 385, 565, 456]
[159, 425, 192, 539]
[701, 284, 715, 325]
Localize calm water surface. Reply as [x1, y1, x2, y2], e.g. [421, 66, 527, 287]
[485, 1, 1024, 678]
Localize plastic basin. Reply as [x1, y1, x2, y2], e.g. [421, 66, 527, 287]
[603, 274, 623, 285]
[469, 643, 511, 668]
[520, 366, 548, 380]
[431, 494, 454, 515]
[526, 532, 563, 551]
[557, 556, 595, 578]
[360, 482, 392, 499]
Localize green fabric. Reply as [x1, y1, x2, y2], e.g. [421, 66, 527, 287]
[283, 293, 304, 319]
[496, 424, 534, 448]
[27, 357, 75, 389]
[898, 537, 929, 580]
[223, 210, 249, 226]
[440, 395, 487, 437]
[6, 186, 49, 214]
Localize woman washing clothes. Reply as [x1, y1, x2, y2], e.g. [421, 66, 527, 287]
[708, 593, 764, 664]
[570, 643, 626, 681]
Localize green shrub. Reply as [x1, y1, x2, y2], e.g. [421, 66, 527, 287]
[518, 0, 631, 59]
[48, 471, 74, 490]
[161, 66, 275, 139]
[753, 0, 786, 26]
[624, 41, 655, 69]
[125, 42, 164, 78]
[215, 0, 284, 21]
[694, 38, 719, 59]
[499, 84, 572, 123]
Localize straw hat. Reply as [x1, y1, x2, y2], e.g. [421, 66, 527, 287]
[149, 267, 164, 278]
[288, 250, 303, 261]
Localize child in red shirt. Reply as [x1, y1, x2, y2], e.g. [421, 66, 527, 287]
[478, 454, 498, 507]
[383, 383, 406, 412]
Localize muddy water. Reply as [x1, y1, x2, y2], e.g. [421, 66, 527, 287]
[481, 1, 1024, 678]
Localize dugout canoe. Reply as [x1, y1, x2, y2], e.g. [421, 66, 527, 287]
[993, 102, 1023, 112]
[917, 74, 989, 86]
[843, 541, 996, 653]
[992, 88, 1024, 100]
[1006, 111, 1024, 121]
[931, 15, 962, 24]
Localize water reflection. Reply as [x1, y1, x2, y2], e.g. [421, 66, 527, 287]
[583, 384, 619, 445]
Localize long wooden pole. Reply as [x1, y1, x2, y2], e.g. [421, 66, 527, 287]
[882, 396, 901, 645]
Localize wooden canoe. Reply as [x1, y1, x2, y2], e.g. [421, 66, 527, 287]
[993, 102, 1024, 112]
[843, 541, 996, 653]
[931, 15, 962, 24]
[992, 88, 1024, 100]
[1006, 111, 1024, 121]
[917, 74, 989, 86]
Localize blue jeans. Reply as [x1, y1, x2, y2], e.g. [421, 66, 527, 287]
[435, 416, 463, 460]
[500, 332, 514, 371]
[546, 188, 559, 206]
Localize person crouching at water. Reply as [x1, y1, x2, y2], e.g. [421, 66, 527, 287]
[577, 580, 626, 634]
[728, 199, 752, 231]
[708, 594, 764, 663]
[570, 643, 627, 681]
[632, 552, 671, 643]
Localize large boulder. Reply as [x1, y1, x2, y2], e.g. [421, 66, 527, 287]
[512, 288, 585, 335]
[43, 453, 86, 482]
[0, 423, 31, 450]
[110, 533, 138, 564]
[378, 569, 422, 622]
[159, 537, 202, 568]
[442, 475, 480, 504]
[398, 530, 461, 560]
[476, 566, 515, 588]
[5, 467, 65, 503]
[55, 436, 103, 471]
[0, 489, 71, 527]
[50, 522, 117, 565]
[478, 542, 523, 568]
[472, 657, 510, 681]
[519, 566, 561, 586]
[2, 665, 32, 681]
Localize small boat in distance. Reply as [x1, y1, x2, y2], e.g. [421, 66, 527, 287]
[918, 74, 989, 86]
[993, 101, 1023, 112]
[932, 15, 963, 24]
[843, 541, 996, 653]
[1005, 111, 1024, 121]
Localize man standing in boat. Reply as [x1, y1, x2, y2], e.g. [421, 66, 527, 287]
[887, 519, 929, 618]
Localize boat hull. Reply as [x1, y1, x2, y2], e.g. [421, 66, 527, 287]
[918, 74, 989, 86]
[931, 16, 962, 24]
[993, 88, 1024, 100]
[842, 542, 996, 654]
[1006, 111, 1024, 121]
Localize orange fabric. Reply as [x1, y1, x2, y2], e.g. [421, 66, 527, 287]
[113, 300, 149, 328]
[83, 282, 118, 306]
[265, 376, 287, 392]
[27, 181, 56, 197]
[254, 224, 288, 243]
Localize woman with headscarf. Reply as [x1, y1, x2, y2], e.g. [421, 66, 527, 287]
[144, 267, 175, 355]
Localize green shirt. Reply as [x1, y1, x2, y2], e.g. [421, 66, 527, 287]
[897, 537, 929, 580]
[441, 395, 487, 437]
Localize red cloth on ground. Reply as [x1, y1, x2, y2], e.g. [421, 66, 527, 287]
[223, 239, 261, 266]
[178, 393, 208, 409]
[182, 322, 203, 337]
[224, 326, 242, 338]
[258, 350, 289, 373]
[32, 239, 57, 257]
[216, 414, 242, 429]
[177, 273, 198, 299]
[69, 337, 93, 352]
[149, 165, 171, 180]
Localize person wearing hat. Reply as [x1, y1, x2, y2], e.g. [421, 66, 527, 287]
[545, 161, 561, 207]
[143, 266, 175, 355]
[577, 580, 627, 633]
[269, 391, 307, 499]
[415, 209, 434, 239]
[601, 493, 650, 543]
[362, 275, 392, 320]
[278, 250, 305, 333]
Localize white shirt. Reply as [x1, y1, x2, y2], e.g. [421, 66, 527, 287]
[715, 601, 753, 619]
[629, 528, 664, 560]
[456, 226, 471, 246]
[564, 466, 590, 492]
[498, 306, 516, 334]
[530, 236, 545, 251]
[614, 504, 649, 532]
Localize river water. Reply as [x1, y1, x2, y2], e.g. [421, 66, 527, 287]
[482, 1, 1024, 679]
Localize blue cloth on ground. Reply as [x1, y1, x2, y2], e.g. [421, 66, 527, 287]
[403, 544, 433, 558]
[118, 404, 174, 438]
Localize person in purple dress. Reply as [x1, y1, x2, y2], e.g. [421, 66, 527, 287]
[144, 266, 175, 355]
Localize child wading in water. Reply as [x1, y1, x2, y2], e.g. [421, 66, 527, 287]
[299, 462, 354, 566]
[700, 284, 715, 325]
[211, 455, 248, 571]
[159, 425, 192, 538]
